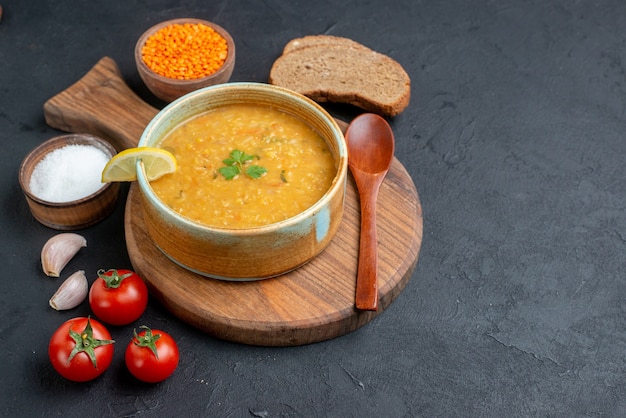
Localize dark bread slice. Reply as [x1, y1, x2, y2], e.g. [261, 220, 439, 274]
[282, 35, 369, 55]
[269, 43, 410, 117]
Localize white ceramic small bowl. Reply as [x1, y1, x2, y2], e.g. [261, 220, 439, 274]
[136, 82, 347, 280]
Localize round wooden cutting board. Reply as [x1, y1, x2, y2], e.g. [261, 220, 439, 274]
[125, 157, 422, 346]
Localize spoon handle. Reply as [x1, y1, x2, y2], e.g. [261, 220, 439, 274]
[354, 176, 385, 310]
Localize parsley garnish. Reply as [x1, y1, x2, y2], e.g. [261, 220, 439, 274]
[218, 149, 267, 180]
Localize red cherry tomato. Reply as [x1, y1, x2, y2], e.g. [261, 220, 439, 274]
[48, 317, 115, 382]
[125, 326, 179, 383]
[89, 269, 148, 326]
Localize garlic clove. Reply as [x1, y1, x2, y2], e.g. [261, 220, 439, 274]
[49, 270, 88, 311]
[41, 233, 87, 277]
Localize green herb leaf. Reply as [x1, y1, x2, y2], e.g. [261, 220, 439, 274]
[223, 157, 237, 166]
[219, 149, 267, 180]
[219, 165, 240, 180]
[241, 153, 256, 163]
[229, 149, 244, 162]
[246, 165, 268, 179]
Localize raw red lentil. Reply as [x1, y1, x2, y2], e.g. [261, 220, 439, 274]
[141, 22, 228, 80]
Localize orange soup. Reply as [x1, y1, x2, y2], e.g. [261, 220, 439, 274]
[150, 103, 336, 228]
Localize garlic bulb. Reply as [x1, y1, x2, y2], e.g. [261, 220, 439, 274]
[49, 270, 88, 310]
[41, 233, 87, 277]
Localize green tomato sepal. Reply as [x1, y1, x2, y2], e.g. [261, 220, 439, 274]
[97, 268, 133, 289]
[67, 316, 115, 368]
[132, 326, 161, 359]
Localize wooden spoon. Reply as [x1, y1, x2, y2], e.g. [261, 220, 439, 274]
[345, 113, 395, 311]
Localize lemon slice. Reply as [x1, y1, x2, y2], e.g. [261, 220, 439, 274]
[102, 147, 177, 182]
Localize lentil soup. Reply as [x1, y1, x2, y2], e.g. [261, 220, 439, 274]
[150, 103, 336, 228]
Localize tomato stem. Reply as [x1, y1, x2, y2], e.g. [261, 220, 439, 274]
[67, 317, 115, 368]
[97, 269, 133, 289]
[132, 326, 161, 359]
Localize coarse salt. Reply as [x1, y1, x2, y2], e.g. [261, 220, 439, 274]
[29, 144, 110, 203]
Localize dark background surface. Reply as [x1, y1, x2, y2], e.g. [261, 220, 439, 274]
[2, 1, 626, 417]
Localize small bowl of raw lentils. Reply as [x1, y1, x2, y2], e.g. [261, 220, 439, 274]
[135, 18, 236, 102]
[19, 134, 120, 230]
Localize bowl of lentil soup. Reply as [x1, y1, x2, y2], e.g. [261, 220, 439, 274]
[136, 82, 348, 280]
[19, 134, 120, 230]
[135, 18, 235, 102]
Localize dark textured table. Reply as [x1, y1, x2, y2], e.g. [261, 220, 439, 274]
[2, 1, 626, 416]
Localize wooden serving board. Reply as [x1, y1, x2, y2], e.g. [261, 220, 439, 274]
[44, 57, 423, 346]
[125, 157, 421, 346]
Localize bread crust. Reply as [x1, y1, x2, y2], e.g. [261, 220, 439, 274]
[283, 35, 370, 54]
[270, 39, 410, 117]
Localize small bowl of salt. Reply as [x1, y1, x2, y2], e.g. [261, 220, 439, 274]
[19, 134, 120, 230]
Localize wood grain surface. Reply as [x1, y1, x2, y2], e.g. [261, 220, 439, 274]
[125, 157, 422, 346]
[44, 57, 158, 151]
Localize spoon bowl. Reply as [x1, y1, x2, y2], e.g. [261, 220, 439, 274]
[345, 113, 395, 310]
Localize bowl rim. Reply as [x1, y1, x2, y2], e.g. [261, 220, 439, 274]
[19, 133, 117, 207]
[136, 81, 348, 234]
[134, 17, 235, 86]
